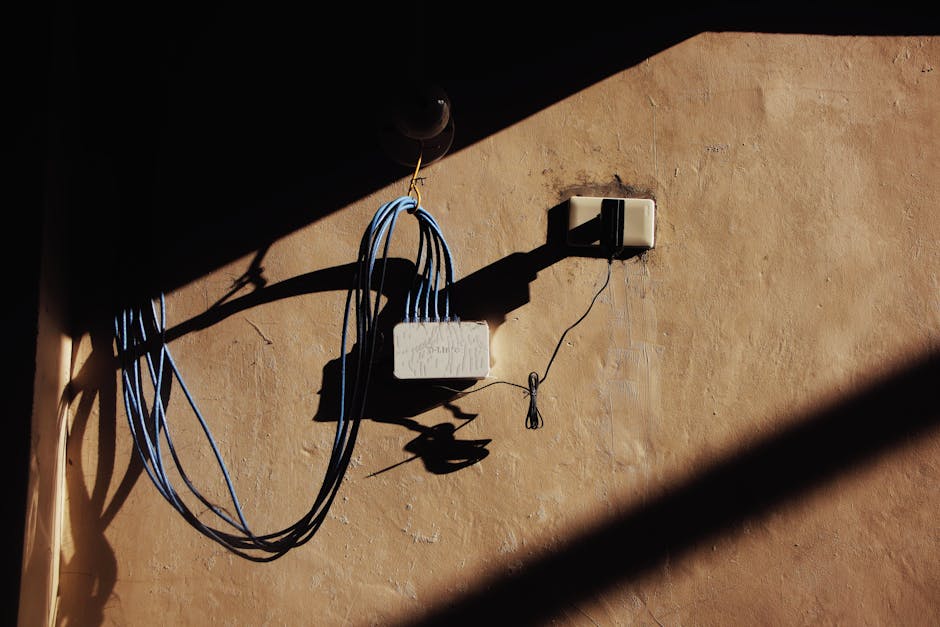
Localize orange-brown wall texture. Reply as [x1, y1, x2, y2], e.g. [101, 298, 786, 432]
[21, 7, 940, 627]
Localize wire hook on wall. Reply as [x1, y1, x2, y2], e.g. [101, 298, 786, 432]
[407, 148, 424, 210]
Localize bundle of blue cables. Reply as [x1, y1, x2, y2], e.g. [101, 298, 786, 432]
[114, 196, 457, 560]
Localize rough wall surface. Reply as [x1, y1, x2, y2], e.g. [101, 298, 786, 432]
[59, 33, 939, 626]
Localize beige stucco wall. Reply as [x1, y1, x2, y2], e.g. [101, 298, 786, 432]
[52, 32, 938, 625]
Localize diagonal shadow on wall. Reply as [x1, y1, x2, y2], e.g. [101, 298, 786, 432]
[391, 349, 940, 626]
[17, 2, 939, 622]
[61, 3, 936, 335]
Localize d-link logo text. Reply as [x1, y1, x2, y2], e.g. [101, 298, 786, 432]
[421, 345, 463, 354]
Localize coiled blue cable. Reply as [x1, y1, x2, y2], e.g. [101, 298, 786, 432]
[114, 196, 458, 560]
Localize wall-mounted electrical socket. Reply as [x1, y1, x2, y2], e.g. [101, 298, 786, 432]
[567, 196, 655, 255]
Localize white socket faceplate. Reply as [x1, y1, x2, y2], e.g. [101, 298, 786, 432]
[567, 196, 656, 249]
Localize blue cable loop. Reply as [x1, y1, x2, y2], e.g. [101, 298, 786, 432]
[113, 196, 460, 560]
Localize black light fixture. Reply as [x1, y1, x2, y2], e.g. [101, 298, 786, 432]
[378, 82, 454, 167]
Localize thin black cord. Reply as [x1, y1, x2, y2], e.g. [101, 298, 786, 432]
[441, 259, 613, 429]
[539, 259, 612, 387]
[525, 371, 542, 429]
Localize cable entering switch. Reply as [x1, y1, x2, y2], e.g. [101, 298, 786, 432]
[600, 198, 625, 258]
[567, 195, 655, 253]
